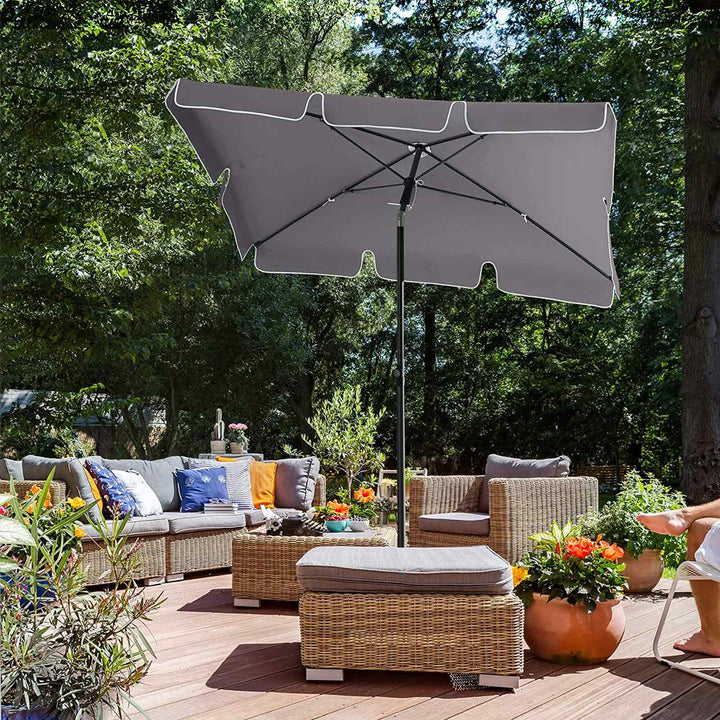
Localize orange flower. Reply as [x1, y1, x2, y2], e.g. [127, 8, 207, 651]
[512, 566, 528, 586]
[564, 537, 595, 560]
[327, 500, 350, 516]
[353, 487, 375, 503]
[601, 543, 624, 561]
[74, 525, 86, 539]
[30, 485, 42, 495]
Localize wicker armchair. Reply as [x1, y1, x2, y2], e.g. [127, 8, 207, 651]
[408, 474, 598, 564]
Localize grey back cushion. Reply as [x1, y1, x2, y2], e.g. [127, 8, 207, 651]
[187, 457, 254, 510]
[481, 454, 571, 512]
[0, 458, 24, 481]
[274, 457, 320, 510]
[103, 456, 185, 512]
[21, 455, 104, 522]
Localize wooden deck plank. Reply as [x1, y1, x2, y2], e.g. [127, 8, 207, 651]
[126, 573, 717, 720]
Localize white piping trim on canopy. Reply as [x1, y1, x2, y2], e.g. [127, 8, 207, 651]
[164, 80, 620, 306]
[169, 80, 615, 137]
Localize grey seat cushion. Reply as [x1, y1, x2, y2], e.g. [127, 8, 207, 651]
[186, 457, 254, 510]
[418, 512, 490, 536]
[80, 515, 169, 540]
[270, 507, 310, 520]
[481, 453, 571, 512]
[103, 457, 185, 512]
[22, 455, 104, 522]
[163, 511, 247, 534]
[0, 458, 24, 481]
[296, 545, 512, 595]
[274, 457, 320, 510]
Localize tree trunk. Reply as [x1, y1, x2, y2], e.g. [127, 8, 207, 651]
[682, 18, 720, 504]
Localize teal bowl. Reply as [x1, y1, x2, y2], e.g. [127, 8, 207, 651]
[325, 519, 348, 532]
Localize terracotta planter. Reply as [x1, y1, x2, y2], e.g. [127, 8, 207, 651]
[622, 549, 664, 593]
[524, 593, 625, 664]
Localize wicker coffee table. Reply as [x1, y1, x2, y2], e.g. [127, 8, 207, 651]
[232, 526, 397, 607]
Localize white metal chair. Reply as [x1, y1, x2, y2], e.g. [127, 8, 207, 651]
[652, 560, 720, 685]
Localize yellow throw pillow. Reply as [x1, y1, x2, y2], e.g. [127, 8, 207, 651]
[84, 468, 103, 513]
[250, 461, 277, 508]
[215, 456, 238, 463]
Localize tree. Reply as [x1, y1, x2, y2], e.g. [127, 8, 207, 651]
[681, 4, 720, 503]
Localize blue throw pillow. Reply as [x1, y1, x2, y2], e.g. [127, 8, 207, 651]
[176, 466, 229, 513]
[85, 459, 136, 518]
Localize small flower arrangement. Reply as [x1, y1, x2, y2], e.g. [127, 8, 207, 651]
[514, 521, 627, 612]
[314, 499, 350, 522]
[350, 486, 377, 521]
[226, 422, 248, 447]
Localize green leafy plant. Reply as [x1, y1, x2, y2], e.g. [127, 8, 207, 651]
[288, 386, 386, 498]
[515, 521, 627, 613]
[577, 471, 687, 566]
[0, 476, 163, 718]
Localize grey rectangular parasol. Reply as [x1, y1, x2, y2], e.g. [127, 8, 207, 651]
[166, 79, 619, 546]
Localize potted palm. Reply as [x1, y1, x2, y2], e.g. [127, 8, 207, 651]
[514, 521, 627, 664]
[578, 472, 686, 592]
[0, 475, 162, 720]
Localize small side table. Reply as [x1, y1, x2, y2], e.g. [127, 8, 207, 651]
[198, 452, 264, 461]
[232, 526, 397, 607]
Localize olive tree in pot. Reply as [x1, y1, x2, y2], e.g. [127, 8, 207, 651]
[578, 471, 687, 592]
[0, 475, 162, 720]
[287, 385, 386, 499]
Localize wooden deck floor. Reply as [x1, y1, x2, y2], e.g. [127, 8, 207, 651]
[131, 572, 720, 720]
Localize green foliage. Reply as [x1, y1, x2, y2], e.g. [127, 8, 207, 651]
[515, 521, 627, 613]
[577, 471, 687, 565]
[0, 0, 689, 479]
[291, 385, 386, 497]
[0, 475, 163, 718]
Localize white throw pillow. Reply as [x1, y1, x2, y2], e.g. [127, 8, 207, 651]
[113, 469, 163, 517]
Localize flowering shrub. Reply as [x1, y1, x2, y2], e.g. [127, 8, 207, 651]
[314, 499, 350, 521]
[578, 472, 687, 566]
[350, 486, 377, 521]
[226, 422, 248, 446]
[514, 521, 627, 612]
[0, 474, 163, 718]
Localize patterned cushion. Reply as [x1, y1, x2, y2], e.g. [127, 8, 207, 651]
[175, 466, 229, 513]
[113, 469, 163, 517]
[85, 459, 136, 518]
[187, 457, 254, 510]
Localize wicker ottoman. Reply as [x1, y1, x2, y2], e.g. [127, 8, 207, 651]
[231, 526, 397, 607]
[297, 545, 524, 689]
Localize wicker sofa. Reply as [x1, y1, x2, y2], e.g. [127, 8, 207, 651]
[408, 474, 598, 564]
[0, 458, 326, 585]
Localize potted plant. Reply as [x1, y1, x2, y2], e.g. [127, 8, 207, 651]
[348, 486, 377, 531]
[0, 476, 162, 719]
[578, 471, 686, 592]
[314, 500, 350, 532]
[287, 386, 386, 500]
[227, 422, 249, 454]
[515, 521, 627, 664]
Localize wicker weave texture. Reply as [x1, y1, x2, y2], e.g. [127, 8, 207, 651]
[80, 535, 166, 585]
[166, 528, 247, 575]
[0, 478, 68, 507]
[232, 528, 395, 602]
[299, 592, 524, 676]
[408, 475, 598, 564]
[312, 474, 326, 507]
